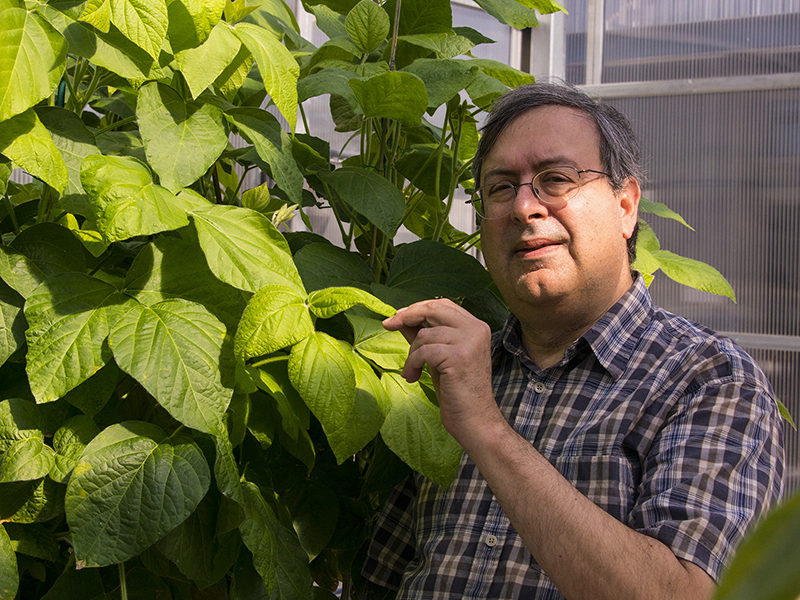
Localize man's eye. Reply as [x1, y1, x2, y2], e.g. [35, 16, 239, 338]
[487, 182, 516, 198]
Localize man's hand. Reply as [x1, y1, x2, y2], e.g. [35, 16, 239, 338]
[382, 299, 500, 442]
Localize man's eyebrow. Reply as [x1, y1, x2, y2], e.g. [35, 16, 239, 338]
[482, 157, 579, 180]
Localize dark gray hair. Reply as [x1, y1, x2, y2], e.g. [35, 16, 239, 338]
[474, 81, 644, 263]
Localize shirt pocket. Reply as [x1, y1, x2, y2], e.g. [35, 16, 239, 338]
[550, 452, 637, 524]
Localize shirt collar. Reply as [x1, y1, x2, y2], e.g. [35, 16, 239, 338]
[496, 274, 653, 380]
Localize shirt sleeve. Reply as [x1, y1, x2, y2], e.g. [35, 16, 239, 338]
[631, 377, 785, 581]
[362, 474, 419, 591]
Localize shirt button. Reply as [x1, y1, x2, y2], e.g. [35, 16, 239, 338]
[533, 382, 546, 393]
[485, 535, 498, 547]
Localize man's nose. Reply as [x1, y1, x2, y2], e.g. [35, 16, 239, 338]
[510, 182, 550, 222]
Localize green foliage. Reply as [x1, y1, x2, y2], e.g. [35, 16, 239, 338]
[0, 0, 736, 597]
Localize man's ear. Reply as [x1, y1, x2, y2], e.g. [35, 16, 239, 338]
[618, 178, 640, 240]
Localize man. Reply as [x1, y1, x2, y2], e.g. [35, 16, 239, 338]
[361, 82, 785, 599]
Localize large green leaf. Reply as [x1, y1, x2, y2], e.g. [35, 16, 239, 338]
[349, 71, 427, 127]
[307, 286, 395, 319]
[293, 243, 375, 292]
[232, 22, 298, 131]
[325, 344, 389, 463]
[380, 372, 461, 487]
[402, 58, 479, 108]
[176, 21, 242, 98]
[5, 522, 60, 562]
[36, 107, 101, 217]
[0, 477, 63, 524]
[108, 298, 234, 434]
[189, 204, 304, 294]
[650, 249, 736, 301]
[715, 489, 800, 600]
[0, 282, 25, 367]
[285, 480, 339, 560]
[81, 154, 205, 243]
[467, 58, 535, 87]
[395, 145, 453, 200]
[288, 331, 355, 433]
[384, 0, 452, 36]
[65, 421, 210, 567]
[297, 67, 358, 106]
[167, 0, 225, 54]
[397, 33, 475, 59]
[639, 197, 694, 230]
[225, 108, 304, 206]
[0, 399, 43, 458]
[37, 3, 157, 81]
[0, 0, 67, 122]
[137, 82, 228, 192]
[25, 273, 134, 403]
[235, 285, 313, 362]
[0, 108, 69, 192]
[10, 221, 86, 280]
[124, 235, 247, 330]
[386, 239, 492, 298]
[80, 0, 169, 60]
[316, 166, 405, 237]
[0, 524, 17, 600]
[345, 0, 390, 54]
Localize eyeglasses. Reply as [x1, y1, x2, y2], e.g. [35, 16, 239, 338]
[467, 166, 611, 219]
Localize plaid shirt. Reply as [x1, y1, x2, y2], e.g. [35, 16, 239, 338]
[362, 276, 785, 599]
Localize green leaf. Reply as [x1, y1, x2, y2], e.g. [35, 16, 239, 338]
[86, 0, 169, 60]
[397, 33, 475, 58]
[0, 282, 25, 367]
[38, 3, 157, 81]
[402, 59, 478, 109]
[297, 67, 358, 104]
[715, 488, 800, 600]
[0, 524, 18, 600]
[233, 22, 299, 131]
[325, 343, 389, 463]
[225, 108, 304, 206]
[472, 0, 540, 29]
[167, 0, 225, 54]
[50, 415, 100, 483]
[214, 43, 254, 101]
[465, 71, 508, 109]
[36, 565, 106, 600]
[0, 108, 69, 192]
[65, 421, 211, 567]
[286, 480, 339, 560]
[777, 399, 796, 431]
[0, 246, 46, 299]
[385, 0, 452, 36]
[649, 249, 736, 301]
[61, 361, 119, 418]
[137, 82, 228, 192]
[108, 299, 234, 434]
[639, 197, 694, 230]
[234, 285, 314, 361]
[386, 239, 492, 298]
[0, 477, 64, 524]
[79, 0, 111, 31]
[176, 21, 242, 98]
[345, 0, 390, 54]
[380, 372, 461, 487]
[293, 243, 375, 293]
[349, 71, 428, 127]
[10, 221, 86, 279]
[4, 522, 60, 562]
[124, 235, 247, 331]
[0, 437, 55, 482]
[237, 481, 277, 593]
[81, 155, 200, 243]
[288, 331, 355, 433]
[395, 145, 453, 200]
[36, 107, 101, 217]
[316, 167, 405, 237]
[347, 308, 409, 371]
[0, 0, 67, 121]
[189, 204, 304, 294]
[467, 58, 535, 87]
[307, 286, 395, 319]
[25, 273, 134, 403]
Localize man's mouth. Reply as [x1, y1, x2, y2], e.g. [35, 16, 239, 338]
[514, 238, 562, 256]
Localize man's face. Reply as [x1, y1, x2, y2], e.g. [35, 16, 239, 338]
[479, 105, 639, 323]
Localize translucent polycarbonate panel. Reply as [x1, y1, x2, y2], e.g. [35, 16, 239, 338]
[601, 0, 800, 83]
[608, 90, 800, 339]
[563, 0, 589, 84]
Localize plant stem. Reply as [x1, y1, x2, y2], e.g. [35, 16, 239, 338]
[119, 563, 128, 600]
[250, 355, 290, 368]
[433, 106, 465, 242]
[211, 163, 224, 204]
[3, 196, 20, 235]
[94, 115, 137, 136]
[389, 0, 402, 71]
[299, 102, 311, 135]
[431, 105, 451, 243]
